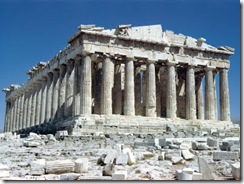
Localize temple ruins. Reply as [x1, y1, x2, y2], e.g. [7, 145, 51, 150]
[2, 24, 235, 135]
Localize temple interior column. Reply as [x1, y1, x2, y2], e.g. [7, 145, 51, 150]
[52, 69, 60, 120]
[45, 72, 53, 123]
[65, 60, 75, 117]
[166, 62, 177, 118]
[195, 75, 204, 120]
[186, 65, 196, 120]
[176, 69, 186, 118]
[134, 65, 141, 116]
[220, 68, 231, 121]
[124, 59, 135, 116]
[101, 57, 114, 115]
[72, 59, 81, 116]
[205, 66, 216, 120]
[141, 65, 147, 116]
[80, 55, 92, 115]
[113, 63, 123, 115]
[58, 64, 67, 119]
[93, 62, 102, 114]
[146, 61, 156, 117]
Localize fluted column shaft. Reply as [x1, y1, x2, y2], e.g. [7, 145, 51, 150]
[15, 95, 21, 130]
[80, 55, 92, 115]
[205, 67, 216, 120]
[31, 85, 37, 127]
[4, 101, 10, 132]
[186, 66, 196, 120]
[27, 89, 33, 128]
[9, 100, 14, 132]
[124, 59, 135, 116]
[52, 69, 60, 120]
[195, 76, 204, 120]
[166, 63, 177, 118]
[72, 60, 81, 116]
[65, 61, 75, 117]
[12, 97, 18, 131]
[220, 69, 231, 121]
[18, 93, 25, 130]
[213, 72, 218, 120]
[146, 61, 156, 117]
[45, 73, 53, 123]
[35, 82, 42, 126]
[101, 57, 114, 115]
[40, 77, 47, 124]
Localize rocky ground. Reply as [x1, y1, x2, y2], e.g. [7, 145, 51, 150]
[0, 129, 240, 181]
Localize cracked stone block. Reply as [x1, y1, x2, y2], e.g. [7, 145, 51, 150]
[74, 158, 88, 173]
[213, 151, 239, 161]
[30, 159, 46, 176]
[112, 171, 127, 180]
[231, 162, 240, 180]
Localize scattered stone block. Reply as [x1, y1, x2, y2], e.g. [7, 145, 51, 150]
[55, 130, 68, 140]
[104, 150, 117, 165]
[112, 171, 127, 180]
[171, 156, 184, 164]
[115, 153, 128, 165]
[182, 168, 194, 174]
[123, 148, 135, 165]
[47, 134, 56, 142]
[114, 144, 124, 153]
[207, 138, 219, 147]
[158, 152, 165, 161]
[74, 158, 88, 173]
[23, 141, 41, 147]
[0, 164, 10, 178]
[158, 138, 166, 147]
[103, 163, 114, 176]
[45, 160, 75, 174]
[192, 172, 202, 180]
[30, 159, 46, 176]
[213, 151, 239, 161]
[198, 157, 214, 180]
[60, 173, 80, 180]
[176, 170, 193, 180]
[43, 174, 60, 180]
[231, 162, 240, 180]
[78, 176, 112, 180]
[181, 150, 195, 160]
[29, 132, 41, 140]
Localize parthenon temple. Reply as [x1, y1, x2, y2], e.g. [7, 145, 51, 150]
[3, 24, 234, 134]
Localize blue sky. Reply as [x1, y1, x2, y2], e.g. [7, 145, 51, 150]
[0, 0, 240, 130]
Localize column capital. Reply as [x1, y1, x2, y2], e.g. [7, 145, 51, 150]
[205, 65, 216, 71]
[148, 60, 156, 64]
[166, 61, 178, 66]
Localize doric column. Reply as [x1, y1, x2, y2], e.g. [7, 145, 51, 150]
[9, 100, 15, 132]
[186, 65, 196, 120]
[4, 101, 10, 132]
[65, 60, 75, 117]
[205, 66, 216, 120]
[124, 59, 135, 116]
[13, 97, 19, 131]
[195, 75, 204, 120]
[156, 67, 161, 117]
[27, 89, 33, 128]
[45, 72, 53, 123]
[166, 62, 177, 118]
[34, 81, 42, 126]
[93, 62, 103, 114]
[72, 60, 81, 116]
[213, 72, 218, 120]
[58, 64, 67, 119]
[80, 55, 92, 115]
[146, 61, 156, 117]
[15, 95, 21, 131]
[39, 77, 47, 124]
[135, 66, 141, 116]
[52, 69, 60, 120]
[220, 68, 231, 121]
[101, 57, 114, 115]
[18, 93, 25, 130]
[31, 84, 37, 127]
[113, 63, 123, 114]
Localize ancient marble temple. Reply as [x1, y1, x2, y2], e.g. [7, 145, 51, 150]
[3, 24, 234, 134]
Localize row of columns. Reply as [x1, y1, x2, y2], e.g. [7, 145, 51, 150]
[4, 55, 231, 132]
